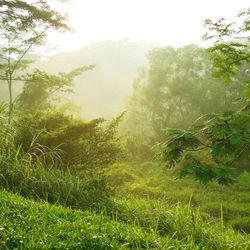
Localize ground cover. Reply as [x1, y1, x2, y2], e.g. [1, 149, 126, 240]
[1, 189, 249, 249]
[107, 162, 250, 233]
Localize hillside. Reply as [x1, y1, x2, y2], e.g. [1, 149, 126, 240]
[1, 189, 249, 249]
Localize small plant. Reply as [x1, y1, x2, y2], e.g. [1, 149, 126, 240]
[159, 109, 249, 185]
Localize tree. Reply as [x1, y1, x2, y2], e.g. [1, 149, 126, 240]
[16, 65, 95, 111]
[126, 45, 245, 137]
[0, 0, 70, 120]
[203, 10, 249, 83]
[122, 44, 247, 161]
[144, 45, 230, 134]
[159, 10, 249, 185]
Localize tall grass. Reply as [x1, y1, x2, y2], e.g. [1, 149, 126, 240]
[1, 190, 249, 249]
[101, 195, 250, 249]
[0, 104, 111, 210]
[107, 161, 250, 233]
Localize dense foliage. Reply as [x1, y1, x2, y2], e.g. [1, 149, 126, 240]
[160, 110, 249, 185]
[14, 111, 124, 172]
[159, 11, 249, 184]
[122, 44, 248, 161]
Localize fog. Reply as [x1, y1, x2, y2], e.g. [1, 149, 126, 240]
[33, 40, 155, 119]
[1, 0, 248, 119]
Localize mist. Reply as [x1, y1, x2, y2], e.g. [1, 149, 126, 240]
[33, 40, 155, 119]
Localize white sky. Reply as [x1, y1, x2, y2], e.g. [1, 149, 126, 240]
[47, 0, 249, 52]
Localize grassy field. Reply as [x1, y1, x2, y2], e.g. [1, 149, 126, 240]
[0, 189, 169, 249]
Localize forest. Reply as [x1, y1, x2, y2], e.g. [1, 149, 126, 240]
[0, 0, 249, 249]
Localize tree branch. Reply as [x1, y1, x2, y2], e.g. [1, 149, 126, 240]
[11, 28, 48, 75]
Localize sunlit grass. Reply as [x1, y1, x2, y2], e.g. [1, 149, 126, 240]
[1, 190, 249, 249]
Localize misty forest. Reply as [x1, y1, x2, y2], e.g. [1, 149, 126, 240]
[0, 0, 249, 249]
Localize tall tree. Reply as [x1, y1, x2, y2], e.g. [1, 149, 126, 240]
[0, 0, 70, 120]
[124, 45, 245, 141]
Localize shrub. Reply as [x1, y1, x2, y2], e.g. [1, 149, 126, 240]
[14, 111, 125, 172]
[0, 104, 112, 210]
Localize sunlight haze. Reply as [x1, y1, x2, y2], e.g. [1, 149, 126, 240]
[47, 0, 249, 52]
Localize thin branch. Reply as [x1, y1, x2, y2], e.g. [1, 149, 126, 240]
[11, 43, 35, 74]
[0, 78, 43, 81]
[187, 147, 208, 152]
[232, 36, 250, 39]
[11, 28, 48, 75]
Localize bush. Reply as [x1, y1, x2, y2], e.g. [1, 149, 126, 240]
[0, 105, 112, 210]
[14, 111, 125, 172]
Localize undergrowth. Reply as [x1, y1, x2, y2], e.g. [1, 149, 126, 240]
[107, 162, 250, 233]
[0, 104, 249, 249]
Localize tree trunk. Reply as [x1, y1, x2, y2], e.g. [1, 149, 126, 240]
[8, 78, 12, 123]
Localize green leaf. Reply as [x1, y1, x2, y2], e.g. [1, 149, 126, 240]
[166, 128, 185, 135]
[183, 132, 194, 139]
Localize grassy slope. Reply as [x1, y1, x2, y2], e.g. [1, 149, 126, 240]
[1, 189, 249, 249]
[0, 189, 170, 249]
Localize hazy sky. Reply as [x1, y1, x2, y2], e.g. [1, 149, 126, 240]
[47, 0, 249, 52]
